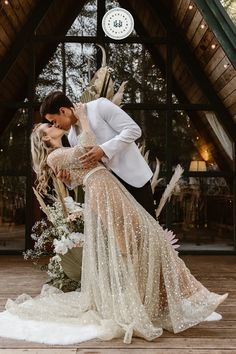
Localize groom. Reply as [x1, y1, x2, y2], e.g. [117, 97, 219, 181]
[40, 91, 156, 218]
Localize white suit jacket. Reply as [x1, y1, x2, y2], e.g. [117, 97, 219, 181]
[67, 97, 153, 188]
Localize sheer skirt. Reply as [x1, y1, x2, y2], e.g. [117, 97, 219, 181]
[0, 168, 228, 345]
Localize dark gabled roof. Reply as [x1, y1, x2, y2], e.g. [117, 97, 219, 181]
[0, 0, 235, 169]
[0, 0, 87, 132]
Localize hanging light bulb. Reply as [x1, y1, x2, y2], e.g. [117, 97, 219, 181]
[9, 131, 13, 146]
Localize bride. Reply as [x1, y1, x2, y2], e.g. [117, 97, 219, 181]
[0, 103, 228, 345]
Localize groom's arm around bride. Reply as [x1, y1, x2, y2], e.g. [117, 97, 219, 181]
[40, 92, 156, 217]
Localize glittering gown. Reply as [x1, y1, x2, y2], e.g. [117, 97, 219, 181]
[0, 130, 228, 345]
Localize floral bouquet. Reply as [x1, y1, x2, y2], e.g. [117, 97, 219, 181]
[24, 182, 85, 292]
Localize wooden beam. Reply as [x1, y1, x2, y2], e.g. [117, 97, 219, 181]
[34, 35, 167, 44]
[0, 0, 55, 84]
[0, 0, 87, 135]
[194, 0, 236, 69]
[148, 0, 236, 141]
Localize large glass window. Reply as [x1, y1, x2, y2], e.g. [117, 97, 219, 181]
[0, 108, 28, 251]
[1, 0, 234, 254]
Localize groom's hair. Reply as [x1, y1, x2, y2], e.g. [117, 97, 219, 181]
[40, 91, 73, 118]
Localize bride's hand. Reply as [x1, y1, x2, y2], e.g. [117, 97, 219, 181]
[71, 102, 87, 122]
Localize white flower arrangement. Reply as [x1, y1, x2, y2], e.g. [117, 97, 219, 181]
[53, 232, 84, 255]
[23, 193, 84, 292]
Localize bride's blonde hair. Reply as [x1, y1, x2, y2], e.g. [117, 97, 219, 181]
[31, 123, 54, 196]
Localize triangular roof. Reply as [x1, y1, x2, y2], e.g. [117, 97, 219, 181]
[0, 0, 235, 146]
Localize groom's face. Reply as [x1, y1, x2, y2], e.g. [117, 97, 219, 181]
[45, 107, 74, 131]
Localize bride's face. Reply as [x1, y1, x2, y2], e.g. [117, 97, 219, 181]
[39, 123, 64, 142]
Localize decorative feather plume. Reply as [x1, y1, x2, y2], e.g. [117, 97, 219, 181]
[163, 228, 180, 254]
[52, 177, 68, 218]
[112, 81, 128, 106]
[32, 187, 51, 220]
[96, 44, 107, 67]
[144, 149, 150, 163]
[151, 158, 162, 193]
[156, 164, 184, 218]
[138, 142, 146, 157]
[79, 44, 127, 106]
[52, 176, 68, 199]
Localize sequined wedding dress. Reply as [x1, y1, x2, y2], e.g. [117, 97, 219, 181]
[0, 129, 228, 345]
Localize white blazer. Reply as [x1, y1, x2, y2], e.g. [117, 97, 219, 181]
[67, 98, 153, 188]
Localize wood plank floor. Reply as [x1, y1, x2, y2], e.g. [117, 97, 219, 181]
[0, 255, 235, 354]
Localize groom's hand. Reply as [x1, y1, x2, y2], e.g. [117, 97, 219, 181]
[79, 146, 105, 168]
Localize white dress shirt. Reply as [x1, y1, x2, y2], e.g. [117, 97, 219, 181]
[68, 98, 153, 188]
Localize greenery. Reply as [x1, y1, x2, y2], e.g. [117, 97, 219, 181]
[220, 0, 236, 23]
[23, 196, 84, 292]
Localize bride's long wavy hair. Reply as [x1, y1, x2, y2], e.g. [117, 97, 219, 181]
[30, 123, 54, 196]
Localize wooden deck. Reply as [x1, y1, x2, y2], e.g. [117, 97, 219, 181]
[0, 255, 235, 354]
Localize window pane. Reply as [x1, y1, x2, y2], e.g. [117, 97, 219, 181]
[172, 176, 234, 251]
[171, 111, 233, 172]
[35, 44, 63, 101]
[108, 44, 167, 103]
[65, 43, 97, 102]
[66, 0, 97, 36]
[0, 108, 28, 173]
[125, 110, 167, 172]
[0, 176, 26, 251]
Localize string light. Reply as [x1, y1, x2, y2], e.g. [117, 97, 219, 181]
[4, 0, 9, 5]
[200, 23, 206, 29]
[223, 63, 229, 68]
[189, 4, 193, 10]
[211, 44, 216, 49]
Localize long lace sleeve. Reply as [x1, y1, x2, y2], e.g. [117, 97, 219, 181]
[47, 149, 77, 190]
[47, 151, 61, 174]
[46, 129, 99, 191]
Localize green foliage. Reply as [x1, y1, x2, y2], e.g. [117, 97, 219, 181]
[220, 0, 236, 23]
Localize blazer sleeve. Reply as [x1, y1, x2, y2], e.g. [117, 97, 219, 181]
[97, 98, 142, 160]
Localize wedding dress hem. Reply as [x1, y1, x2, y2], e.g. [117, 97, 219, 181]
[0, 130, 229, 345]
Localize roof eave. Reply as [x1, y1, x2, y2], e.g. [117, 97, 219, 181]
[194, 0, 236, 68]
